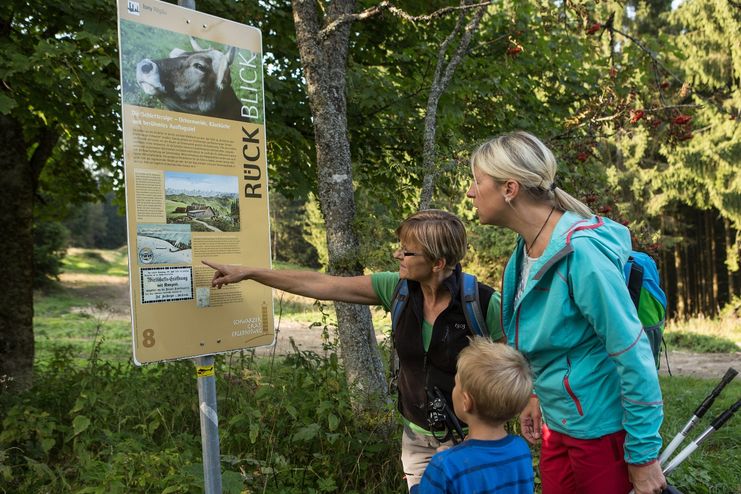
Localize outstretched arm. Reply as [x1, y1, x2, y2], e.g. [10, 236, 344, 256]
[201, 260, 381, 305]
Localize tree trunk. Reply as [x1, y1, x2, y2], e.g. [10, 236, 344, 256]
[291, 0, 387, 409]
[0, 115, 35, 392]
[708, 211, 719, 313]
[723, 218, 738, 300]
[674, 241, 685, 318]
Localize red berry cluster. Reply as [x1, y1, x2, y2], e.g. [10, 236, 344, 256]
[668, 112, 693, 142]
[507, 44, 523, 57]
[586, 23, 602, 35]
[629, 109, 645, 124]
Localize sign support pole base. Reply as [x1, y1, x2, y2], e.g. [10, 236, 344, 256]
[195, 355, 222, 494]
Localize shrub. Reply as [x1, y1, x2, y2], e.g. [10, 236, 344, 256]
[0, 342, 404, 493]
[33, 220, 70, 288]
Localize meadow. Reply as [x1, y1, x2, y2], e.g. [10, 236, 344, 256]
[1, 248, 738, 493]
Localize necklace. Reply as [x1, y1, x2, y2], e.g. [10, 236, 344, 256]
[526, 206, 555, 256]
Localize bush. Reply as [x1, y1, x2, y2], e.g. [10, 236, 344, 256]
[33, 221, 70, 288]
[0, 343, 404, 493]
[664, 332, 738, 353]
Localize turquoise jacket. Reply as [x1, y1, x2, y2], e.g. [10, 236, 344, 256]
[502, 211, 663, 464]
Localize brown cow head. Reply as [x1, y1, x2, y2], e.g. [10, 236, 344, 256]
[135, 38, 239, 118]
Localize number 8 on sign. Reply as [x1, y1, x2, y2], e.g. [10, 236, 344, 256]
[142, 328, 156, 348]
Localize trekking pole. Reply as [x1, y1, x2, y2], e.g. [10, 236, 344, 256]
[658, 367, 737, 464]
[661, 397, 741, 477]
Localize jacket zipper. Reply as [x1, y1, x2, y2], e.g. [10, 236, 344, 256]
[563, 356, 584, 416]
[514, 306, 521, 350]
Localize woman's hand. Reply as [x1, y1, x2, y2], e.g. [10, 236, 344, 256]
[519, 395, 542, 444]
[628, 461, 667, 494]
[202, 260, 247, 288]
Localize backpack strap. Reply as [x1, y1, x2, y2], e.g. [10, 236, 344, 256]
[460, 272, 488, 338]
[388, 278, 409, 392]
[626, 256, 644, 311]
[390, 278, 409, 337]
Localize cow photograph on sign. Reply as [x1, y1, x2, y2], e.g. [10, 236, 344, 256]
[119, 19, 260, 122]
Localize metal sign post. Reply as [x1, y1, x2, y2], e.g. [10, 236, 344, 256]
[178, 1, 222, 489]
[194, 355, 222, 493]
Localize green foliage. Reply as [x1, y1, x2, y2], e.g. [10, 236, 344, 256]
[33, 220, 70, 288]
[304, 193, 330, 269]
[270, 192, 321, 269]
[0, 349, 207, 493]
[64, 193, 128, 249]
[2, 0, 124, 206]
[663, 332, 738, 354]
[0, 341, 403, 493]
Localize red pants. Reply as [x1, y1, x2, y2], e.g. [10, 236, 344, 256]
[540, 425, 632, 494]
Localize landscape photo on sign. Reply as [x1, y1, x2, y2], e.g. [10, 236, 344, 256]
[164, 171, 240, 233]
[136, 223, 192, 264]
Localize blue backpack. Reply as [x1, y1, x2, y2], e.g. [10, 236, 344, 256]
[390, 272, 488, 339]
[624, 252, 668, 370]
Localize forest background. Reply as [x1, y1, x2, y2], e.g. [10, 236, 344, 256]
[0, 0, 739, 492]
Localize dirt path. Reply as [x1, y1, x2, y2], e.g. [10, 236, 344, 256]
[657, 350, 739, 378]
[251, 321, 740, 379]
[56, 273, 739, 378]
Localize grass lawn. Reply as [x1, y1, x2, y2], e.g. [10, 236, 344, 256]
[665, 314, 741, 352]
[659, 375, 740, 493]
[62, 247, 129, 276]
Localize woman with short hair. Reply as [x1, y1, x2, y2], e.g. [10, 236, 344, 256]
[204, 209, 504, 492]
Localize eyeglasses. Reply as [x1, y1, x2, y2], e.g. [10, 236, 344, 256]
[394, 245, 422, 257]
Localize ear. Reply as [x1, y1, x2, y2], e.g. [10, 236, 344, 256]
[432, 257, 447, 273]
[503, 179, 522, 202]
[224, 46, 237, 64]
[461, 390, 475, 413]
[169, 48, 186, 58]
[211, 49, 236, 90]
[190, 36, 205, 52]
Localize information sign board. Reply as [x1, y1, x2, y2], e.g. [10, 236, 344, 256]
[116, 0, 274, 364]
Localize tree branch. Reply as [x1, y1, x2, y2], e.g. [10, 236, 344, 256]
[419, 2, 489, 209]
[29, 127, 60, 193]
[318, 0, 492, 41]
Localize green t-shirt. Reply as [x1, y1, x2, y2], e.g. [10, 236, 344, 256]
[371, 271, 503, 435]
[370, 271, 504, 346]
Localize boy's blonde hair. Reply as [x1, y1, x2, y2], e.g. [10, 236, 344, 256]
[457, 337, 532, 425]
[396, 209, 467, 266]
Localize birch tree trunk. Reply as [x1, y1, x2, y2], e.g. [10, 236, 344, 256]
[291, 0, 387, 410]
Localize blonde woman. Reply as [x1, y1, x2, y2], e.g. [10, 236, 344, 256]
[467, 132, 666, 494]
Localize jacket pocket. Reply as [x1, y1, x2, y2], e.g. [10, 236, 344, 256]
[562, 356, 584, 416]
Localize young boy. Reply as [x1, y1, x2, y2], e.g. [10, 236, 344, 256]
[414, 337, 534, 494]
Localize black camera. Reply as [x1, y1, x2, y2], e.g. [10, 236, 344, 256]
[426, 392, 449, 430]
[426, 386, 465, 444]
